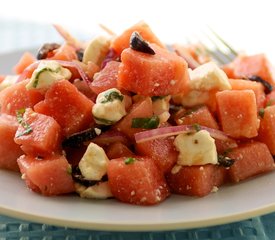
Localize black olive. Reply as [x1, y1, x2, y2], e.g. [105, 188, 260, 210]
[218, 155, 235, 168]
[130, 31, 155, 55]
[247, 75, 273, 94]
[72, 167, 108, 187]
[76, 49, 84, 62]
[36, 43, 61, 60]
[62, 128, 99, 148]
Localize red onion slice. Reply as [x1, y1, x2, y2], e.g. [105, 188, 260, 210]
[134, 124, 237, 147]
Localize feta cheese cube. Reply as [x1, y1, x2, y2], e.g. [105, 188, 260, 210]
[0, 75, 18, 91]
[82, 35, 110, 65]
[78, 143, 109, 181]
[75, 181, 113, 199]
[26, 60, 71, 90]
[92, 88, 126, 125]
[174, 130, 218, 166]
[189, 61, 231, 91]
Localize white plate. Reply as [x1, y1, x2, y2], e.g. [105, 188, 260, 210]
[0, 50, 275, 231]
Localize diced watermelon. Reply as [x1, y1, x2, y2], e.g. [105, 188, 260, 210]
[227, 141, 274, 182]
[166, 164, 226, 197]
[49, 43, 78, 61]
[107, 157, 170, 205]
[110, 21, 165, 56]
[257, 106, 275, 154]
[174, 105, 219, 129]
[265, 90, 275, 107]
[34, 80, 94, 137]
[118, 44, 189, 96]
[216, 90, 258, 138]
[13, 52, 36, 74]
[17, 154, 75, 196]
[106, 142, 135, 159]
[114, 97, 153, 140]
[0, 80, 44, 116]
[229, 79, 265, 109]
[90, 61, 120, 94]
[14, 108, 62, 156]
[135, 136, 178, 174]
[229, 54, 275, 85]
[0, 114, 23, 171]
[73, 79, 97, 102]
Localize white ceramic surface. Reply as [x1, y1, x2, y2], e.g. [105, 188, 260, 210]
[0, 51, 275, 231]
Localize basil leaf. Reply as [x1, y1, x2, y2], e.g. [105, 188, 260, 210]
[15, 109, 33, 137]
[131, 116, 159, 129]
[124, 157, 136, 165]
[101, 91, 124, 103]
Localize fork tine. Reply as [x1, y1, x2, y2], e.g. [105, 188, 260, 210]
[207, 26, 238, 57]
[200, 33, 235, 65]
[194, 36, 231, 65]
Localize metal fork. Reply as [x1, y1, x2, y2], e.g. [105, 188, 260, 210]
[173, 27, 238, 68]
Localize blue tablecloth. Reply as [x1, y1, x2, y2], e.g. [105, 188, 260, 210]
[1, 18, 275, 240]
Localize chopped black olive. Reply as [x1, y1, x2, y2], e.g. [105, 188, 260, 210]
[130, 31, 155, 55]
[72, 167, 108, 187]
[36, 43, 61, 60]
[218, 154, 235, 168]
[62, 128, 100, 148]
[247, 75, 273, 94]
[76, 49, 84, 62]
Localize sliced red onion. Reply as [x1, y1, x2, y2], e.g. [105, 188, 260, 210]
[16, 60, 92, 85]
[134, 124, 237, 147]
[54, 60, 92, 85]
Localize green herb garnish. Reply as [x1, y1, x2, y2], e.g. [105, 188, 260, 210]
[131, 116, 160, 129]
[192, 123, 201, 132]
[124, 157, 136, 165]
[15, 109, 33, 137]
[33, 67, 61, 88]
[259, 108, 265, 118]
[101, 91, 124, 103]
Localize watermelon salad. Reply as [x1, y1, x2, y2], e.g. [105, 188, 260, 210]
[0, 21, 275, 205]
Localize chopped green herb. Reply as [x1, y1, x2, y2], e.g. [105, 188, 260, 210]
[15, 109, 33, 137]
[67, 165, 72, 175]
[101, 91, 124, 103]
[94, 116, 115, 125]
[124, 157, 135, 165]
[218, 154, 235, 168]
[192, 123, 201, 132]
[131, 116, 160, 129]
[151, 96, 166, 101]
[259, 108, 265, 118]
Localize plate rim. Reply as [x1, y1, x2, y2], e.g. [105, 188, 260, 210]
[1, 49, 275, 232]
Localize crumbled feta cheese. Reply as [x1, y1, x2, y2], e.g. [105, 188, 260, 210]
[75, 181, 113, 199]
[94, 128, 101, 135]
[211, 186, 219, 193]
[92, 88, 126, 125]
[26, 60, 71, 90]
[0, 75, 18, 91]
[174, 130, 218, 166]
[172, 62, 231, 107]
[78, 142, 109, 181]
[82, 35, 110, 65]
[189, 61, 231, 91]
